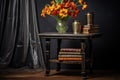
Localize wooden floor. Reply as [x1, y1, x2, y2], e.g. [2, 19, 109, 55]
[0, 68, 120, 80]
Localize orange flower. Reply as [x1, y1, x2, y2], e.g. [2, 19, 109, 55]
[82, 2, 87, 10]
[59, 8, 68, 18]
[54, 4, 61, 10]
[79, 0, 83, 4]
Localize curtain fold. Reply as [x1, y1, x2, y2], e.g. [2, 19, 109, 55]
[0, 0, 45, 69]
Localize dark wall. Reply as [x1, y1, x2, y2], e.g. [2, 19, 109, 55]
[37, 0, 120, 69]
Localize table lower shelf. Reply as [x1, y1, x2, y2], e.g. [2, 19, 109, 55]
[50, 59, 83, 64]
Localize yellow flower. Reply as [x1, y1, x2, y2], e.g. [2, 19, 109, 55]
[41, 9, 46, 17]
[54, 4, 60, 10]
[79, 0, 83, 4]
[82, 2, 87, 10]
[49, 4, 55, 11]
[59, 8, 68, 18]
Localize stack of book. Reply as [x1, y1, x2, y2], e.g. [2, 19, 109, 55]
[82, 25, 99, 34]
[58, 48, 82, 61]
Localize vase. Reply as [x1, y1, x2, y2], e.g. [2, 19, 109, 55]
[56, 19, 68, 33]
[72, 20, 81, 34]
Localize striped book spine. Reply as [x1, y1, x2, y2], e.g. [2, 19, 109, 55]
[59, 52, 81, 55]
[60, 48, 81, 52]
[58, 54, 82, 57]
[58, 57, 82, 61]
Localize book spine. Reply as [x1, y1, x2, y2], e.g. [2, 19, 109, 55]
[59, 52, 81, 55]
[58, 57, 82, 61]
[58, 54, 82, 58]
[60, 48, 81, 52]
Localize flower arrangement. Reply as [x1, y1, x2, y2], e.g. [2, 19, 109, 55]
[41, 0, 87, 20]
[41, 0, 88, 33]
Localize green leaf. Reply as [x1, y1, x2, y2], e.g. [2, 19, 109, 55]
[55, 0, 63, 4]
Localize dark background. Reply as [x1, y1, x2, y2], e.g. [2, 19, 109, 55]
[37, 0, 120, 70]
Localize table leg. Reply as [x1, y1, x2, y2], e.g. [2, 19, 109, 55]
[45, 39, 50, 76]
[56, 39, 62, 71]
[88, 38, 93, 74]
[81, 40, 87, 79]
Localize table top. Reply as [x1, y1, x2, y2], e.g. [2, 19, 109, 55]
[38, 32, 101, 39]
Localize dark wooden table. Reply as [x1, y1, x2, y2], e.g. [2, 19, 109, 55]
[38, 32, 101, 79]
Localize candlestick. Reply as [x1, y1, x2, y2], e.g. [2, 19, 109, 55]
[86, 12, 94, 25]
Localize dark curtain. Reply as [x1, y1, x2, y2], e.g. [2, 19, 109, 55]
[0, 0, 45, 69]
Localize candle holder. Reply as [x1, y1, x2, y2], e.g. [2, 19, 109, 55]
[86, 12, 94, 25]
